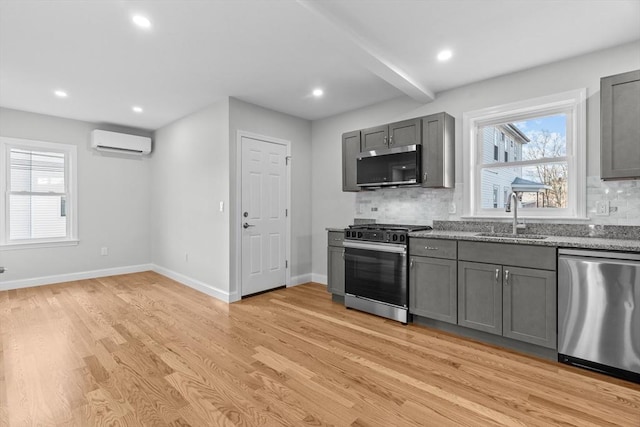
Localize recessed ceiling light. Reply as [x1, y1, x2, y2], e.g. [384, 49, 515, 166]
[132, 106, 143, 113]
[312, 88, 324, 97]
[437, 49, 453, 62]
[132, 15, 151, 29]
[54, 90, 68, 98]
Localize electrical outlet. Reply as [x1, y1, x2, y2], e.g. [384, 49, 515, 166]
[596, 200, 610, 216]
[100, 247, 108, 256]
[448, 202, 456, 214]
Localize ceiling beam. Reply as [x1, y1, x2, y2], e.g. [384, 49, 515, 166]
[296, 0, 435, 103]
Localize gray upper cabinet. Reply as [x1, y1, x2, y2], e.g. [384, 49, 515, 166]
[361, 119, 421, 151]
[361, 124, 389, 151]
[342, 131, 361, 192]
[421, 113, 455, 188]
[389, 118, 421, 148]
[601, 69, 640, 180]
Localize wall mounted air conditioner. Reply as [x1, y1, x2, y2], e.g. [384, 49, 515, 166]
[91, 129, 152, 155]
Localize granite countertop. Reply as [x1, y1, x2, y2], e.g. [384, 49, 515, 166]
[409, 229, 640, 252]
[327, 221, 640, 252]
[411, 220, 640, 253]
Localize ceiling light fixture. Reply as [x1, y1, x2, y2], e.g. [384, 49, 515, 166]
[132, 106, 143, 113]
[132, 15, 151, 29]
[437, 49, 453, 62]
[312, 88, 323, 97]
[54, 90, 68, 98]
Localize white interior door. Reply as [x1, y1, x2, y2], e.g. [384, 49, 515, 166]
[241, 136, 287, 296]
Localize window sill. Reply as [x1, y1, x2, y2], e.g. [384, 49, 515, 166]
[0, 239, 79, 251]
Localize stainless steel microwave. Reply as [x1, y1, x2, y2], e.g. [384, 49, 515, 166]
[356, 144, 422, 187]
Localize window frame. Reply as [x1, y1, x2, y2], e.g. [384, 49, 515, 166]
[462, 89, 587, 220]
[0, 137, 78, 249]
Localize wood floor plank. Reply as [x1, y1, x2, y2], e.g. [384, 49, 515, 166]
[1, 273, 639, 426]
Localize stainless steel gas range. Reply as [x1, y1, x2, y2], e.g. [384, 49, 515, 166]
[343, 223, 431, 323]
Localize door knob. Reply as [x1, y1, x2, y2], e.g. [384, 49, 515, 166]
[243, 223, 255, 229]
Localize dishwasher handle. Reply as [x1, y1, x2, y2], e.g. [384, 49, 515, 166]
[558, 248, 640, 262]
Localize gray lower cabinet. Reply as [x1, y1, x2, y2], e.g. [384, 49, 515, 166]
[457, 241, 557, 349]
[601, 69, 640, 180]
[410, 256, 457, 324]
[342, 131, 361, 192]
[327, 231, 345, 296]
[409, 238, 457, 324]
[458, 261, 503, 335]
[502, 266, 556, 348]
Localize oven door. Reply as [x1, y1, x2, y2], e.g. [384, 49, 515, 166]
[343, 241, 408, 307]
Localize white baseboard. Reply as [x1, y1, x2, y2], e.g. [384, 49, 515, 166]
[312, 273, 328, 285]
[289, 273, 312, 286]
[0, 264, 153, 291]
[151, 264, 230, 303]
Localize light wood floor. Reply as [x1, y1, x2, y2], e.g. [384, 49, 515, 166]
[1, 272, 638, 426]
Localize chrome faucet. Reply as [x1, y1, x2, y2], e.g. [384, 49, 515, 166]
[505, 191, 526, 235]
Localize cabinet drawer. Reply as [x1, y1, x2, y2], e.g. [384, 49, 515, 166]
[410, 238, 457, 259]
[328, 231, 345, 247]
[458, 241, 555, 271]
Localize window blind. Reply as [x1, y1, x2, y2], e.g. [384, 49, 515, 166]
[9, 148, 67, 240]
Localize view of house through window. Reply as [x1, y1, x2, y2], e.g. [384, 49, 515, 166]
[479, 113, 568, 211]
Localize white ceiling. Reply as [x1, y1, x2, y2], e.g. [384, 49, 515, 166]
[1, 0, 639, 131]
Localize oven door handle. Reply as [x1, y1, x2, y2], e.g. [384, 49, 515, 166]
[343, 241, 407, 254]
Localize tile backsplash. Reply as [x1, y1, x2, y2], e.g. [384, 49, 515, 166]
[354, 175, 639, 226]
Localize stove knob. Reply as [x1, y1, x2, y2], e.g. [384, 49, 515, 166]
[400, 235, 406, 242]
[392, 234, 398, 241]
[358, 232, 363, 238]
[346, 231, 351, 238]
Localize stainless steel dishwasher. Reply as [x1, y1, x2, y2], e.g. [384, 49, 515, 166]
[558, 249, 640, 383]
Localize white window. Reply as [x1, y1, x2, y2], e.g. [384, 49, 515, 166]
[0, 137, 78, 248]
[463, 89, 587, 219]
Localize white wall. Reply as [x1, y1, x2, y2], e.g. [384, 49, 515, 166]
[229, 98, 312, 298]
[0, 108, 152, 289]
[310, 41, 640, 282]
[150, 99, 231, 301]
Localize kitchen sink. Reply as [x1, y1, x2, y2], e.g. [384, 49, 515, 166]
[475, 232, 548, 240]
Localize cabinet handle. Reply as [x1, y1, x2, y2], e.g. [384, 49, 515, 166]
[410, 259, 414, 269]
[333, 238, 342, 241]
[505, 269, 510, 286]
[389, 136, 394, 145]
[425, 246, 438, 251]
[423, 172, 428, 182]
[384, 136, 388, 145]
[495, 268, 500, 282]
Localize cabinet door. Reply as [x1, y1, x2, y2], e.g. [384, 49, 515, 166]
[389, 118, 421, 148]
[421, 113, 454, 188]
[327, 246, 345, 296]
[342, 131, 361, 192]
[458, 261, 502, 335]
[361, 125, 389, 151]
[409, 256, 457, 324]
[601, 69, 640, 180]
[503, 266, 557, 349]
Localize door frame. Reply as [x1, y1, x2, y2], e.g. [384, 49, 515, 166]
[234, 130, 291, 300]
